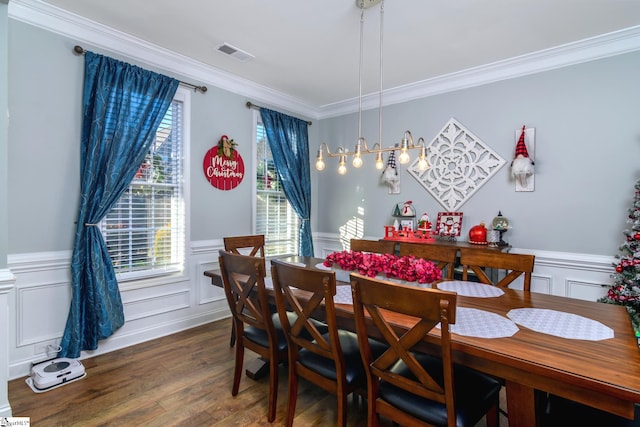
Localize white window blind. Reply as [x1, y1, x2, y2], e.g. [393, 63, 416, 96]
[255, 119, 300, 257]
[101, 96, 185, 279]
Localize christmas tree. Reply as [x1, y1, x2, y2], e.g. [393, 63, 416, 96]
[599, 179, 640, 339]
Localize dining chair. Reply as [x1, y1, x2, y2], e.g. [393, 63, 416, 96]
[223, 234, 265, 257]
[350, 238, 396, 254]
[218, 250, 285, 422]
[270, 259, 387, 427]
[350, 273, 501, 427]
[223, 234, 266, 346]
[398, 242, 458, 280]
[459, 247, 535, 291]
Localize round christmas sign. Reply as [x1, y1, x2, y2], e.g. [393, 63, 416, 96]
[203, 135, 245, 190]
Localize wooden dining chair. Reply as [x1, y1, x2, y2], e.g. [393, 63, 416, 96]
[223, 234, 265, 257]
[459, 247, 535, 291]
[398, 242, 459, 279]
[218, 250, 286, 422]
[223, 234, 266, 346]
[350, 273, 501, 427]
[350, 238, 396, 254]
[270, 259, 387, 427]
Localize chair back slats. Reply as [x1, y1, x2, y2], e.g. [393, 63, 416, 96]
[270, 260, 339, 361]
[398, 242, 458, 279]
[218, 250, 270, 331]
[350, 238, 396, 254]
[459, 247, 535, 291]
[351, 273, 458, 420]
[224, 234, 265, 257]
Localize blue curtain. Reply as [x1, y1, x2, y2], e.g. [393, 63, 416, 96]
[59, 52, 179, 358]
[260, 108, 314, 256]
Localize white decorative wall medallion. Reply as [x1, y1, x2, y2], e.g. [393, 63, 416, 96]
[407, 118, 506, 211]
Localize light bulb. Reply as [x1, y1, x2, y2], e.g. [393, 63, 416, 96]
[338, 156, 347, 175]
[375, 153, 384, 170]
[352, 154, 363, 168]
[418, 158, 428, 171]
[398, 150, 410, 164]
[315, 158, 325, 171]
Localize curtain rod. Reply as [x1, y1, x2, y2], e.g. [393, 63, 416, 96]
[73, 45, 207, 93]
[246, 101, 312, 126]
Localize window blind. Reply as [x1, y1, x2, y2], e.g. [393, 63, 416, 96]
[101, 98, 185, 278]
[255, 120, 300, 257]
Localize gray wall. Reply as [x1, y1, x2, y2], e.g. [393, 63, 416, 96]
[6, 20, 318, 254]
[6, 18, 639, 259]
[0, 0, 8, 269]
[316, 51, 640, 256]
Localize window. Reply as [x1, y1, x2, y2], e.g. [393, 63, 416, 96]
[254, 114, 300, 257]
[101, 88, 188, 279]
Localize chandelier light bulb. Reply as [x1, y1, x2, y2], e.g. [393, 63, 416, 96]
[315, 158, 325, 171]
[375, 152, 384, 170]
[418, 157, 429, 171]
[398, 150, 410, 164]
[338, 155, 347, 175]
[352, 154, 363, 168]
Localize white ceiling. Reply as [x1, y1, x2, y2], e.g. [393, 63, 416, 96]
[23, 0, 640, 111]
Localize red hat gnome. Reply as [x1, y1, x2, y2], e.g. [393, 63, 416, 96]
[510, 125, 534, 187]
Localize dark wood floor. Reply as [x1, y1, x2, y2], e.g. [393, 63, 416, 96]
[8, 318, 506, 426]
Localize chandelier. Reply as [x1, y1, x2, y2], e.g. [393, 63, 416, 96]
[315, 0, 429, 175]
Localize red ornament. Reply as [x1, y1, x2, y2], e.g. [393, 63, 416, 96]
[469, 223, 488, 245]
[634, 232, 640, 240]
[616, 264, 623, 273]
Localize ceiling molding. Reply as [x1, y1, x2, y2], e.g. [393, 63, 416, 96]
[9, 0, 640, 121]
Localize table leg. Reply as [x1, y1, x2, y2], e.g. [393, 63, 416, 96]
[245, 357, 269, 380]
[505, 380, 538, 427]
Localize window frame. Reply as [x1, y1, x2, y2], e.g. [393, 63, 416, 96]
[102, 86, 191, 287]
[252, 109, 300, 258]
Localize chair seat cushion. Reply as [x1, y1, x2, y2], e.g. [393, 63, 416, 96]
[298, 330, 387, 386]
[379, 352, 501, 427]
[244, 312, 328, 352]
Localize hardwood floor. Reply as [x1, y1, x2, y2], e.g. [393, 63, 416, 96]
[9, 318, 507, 426]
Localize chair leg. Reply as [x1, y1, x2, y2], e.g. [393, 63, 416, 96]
[229, 321, 236, 347]
[231, 325, 243, 396]
[485, 398, 500, 427]
[285, 364, 299, 427]
[267, 353, 279, 422]
[337, 390, 348, 427]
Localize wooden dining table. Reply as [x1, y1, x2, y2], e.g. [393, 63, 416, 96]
[204, 255, 640, 427]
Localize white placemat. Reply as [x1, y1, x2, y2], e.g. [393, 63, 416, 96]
[334, 285, 353, 305]
[437, 307, 519, 338]
[507, 308, 614, 341]
[437, 281, 504, 298]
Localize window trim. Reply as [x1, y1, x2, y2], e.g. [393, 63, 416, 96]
[111, 86, 191, 288]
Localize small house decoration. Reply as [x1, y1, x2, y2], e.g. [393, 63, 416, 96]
[203, 134, 245, 190]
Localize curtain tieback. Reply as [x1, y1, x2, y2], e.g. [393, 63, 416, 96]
[84, 223, 99, 226]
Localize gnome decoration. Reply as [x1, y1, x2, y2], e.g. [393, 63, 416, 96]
[510, 125, 535, 191]
[381, 150, 400, 194]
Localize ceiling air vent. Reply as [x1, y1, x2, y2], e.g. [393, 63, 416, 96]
[215, 43, 254, 62]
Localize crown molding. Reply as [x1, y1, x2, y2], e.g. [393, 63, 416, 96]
[8, 0, 321, 119]
[321, 25, 640, 119]
[9, 0, 640, 121]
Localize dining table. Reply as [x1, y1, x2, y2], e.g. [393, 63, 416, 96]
[204, 255, 640, 427]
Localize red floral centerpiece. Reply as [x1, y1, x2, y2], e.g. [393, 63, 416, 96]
[324, 250, 442, 284]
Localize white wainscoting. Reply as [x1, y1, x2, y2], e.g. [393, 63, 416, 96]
[6, 235, 616, 380]
[7, 240, 229, 380]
